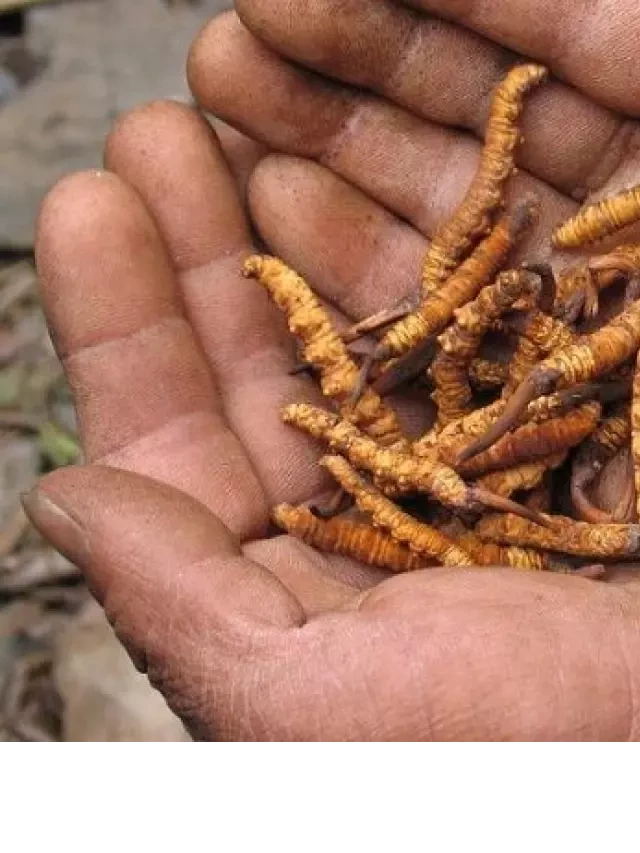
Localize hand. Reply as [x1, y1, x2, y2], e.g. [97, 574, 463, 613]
[24, 2, 640, 740]
[188, 0, 640, 284]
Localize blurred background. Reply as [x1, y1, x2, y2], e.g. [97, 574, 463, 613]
[0, 0, 229, 742]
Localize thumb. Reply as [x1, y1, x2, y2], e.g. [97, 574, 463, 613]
[22, 464, 305, 739]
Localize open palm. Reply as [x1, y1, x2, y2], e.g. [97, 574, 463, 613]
[25, 1, 640, 740]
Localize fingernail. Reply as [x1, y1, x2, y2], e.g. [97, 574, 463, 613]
[21, 486, 90, 567]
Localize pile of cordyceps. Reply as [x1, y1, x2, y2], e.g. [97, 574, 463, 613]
[243, 62, 640, 578]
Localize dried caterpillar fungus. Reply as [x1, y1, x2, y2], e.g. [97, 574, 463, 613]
[454, 530, 566, 572]
[243, 255, 405, 447]
[432, 268, 540, 425]
[283, 402, 548, 523]
[456, 401, 601, 479]
[376, 199, 537, 363]
[272, 504, 424, 572]
[553, 185, 640, 249]
[365, 202, 537, 400]
[416, 384, 599, 468]
[421, 63, 547, 294]
[476, 454, 566, 501]
[320, 457, 474, 567]
[240, 61, 637, 579]
[476, 513, 640, 560]
[501, 309, 577, 397]
[429, 513, 575, 572]
[460, 293, 640, 463]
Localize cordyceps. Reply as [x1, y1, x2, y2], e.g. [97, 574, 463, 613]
[476, 454, 566, 501]
[243, 255, 406, 448]
[455, 529, 571, 573]
[360, 197, 538, 393]
[458, 288, 640, 464]
[476, 513, 640, 560]
[320, 456, 474, 567]
[324, 455, 565, 572]
[432, 268, 541, 425]
[553, 186, 640, 249]
[422, 63, 548, 295]
[455, 401, 601, 479]
[283, 402, 549, 524]
[432, 513, 591, 573]
[501, 308, 577, 397]
[272, 504, 425, 572]
[240, 63, 640, 580]
[415, 383, 602, 465]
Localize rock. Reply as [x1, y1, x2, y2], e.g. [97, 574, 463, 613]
[0, 0, 230, 246]
[54, 600, 190, 741]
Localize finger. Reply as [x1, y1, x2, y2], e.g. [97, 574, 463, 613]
[212, 117, 269, 202]
[249, 154, 573, 323]
[104, 101, 330, 507]
[245, 538, 373, 615]
[250, 155, 426, 320]
[22, 465, 305, 740]
[234, 0, 638, 197]
[188, 14, 575, 244]
[405, 0, 640, 117]
[35, 170, 266, 539]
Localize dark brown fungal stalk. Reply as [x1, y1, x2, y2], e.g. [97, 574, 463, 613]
[341, 296, 418, 344]
[371, 336, 437, 396]
[521, 262, 557, 314]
